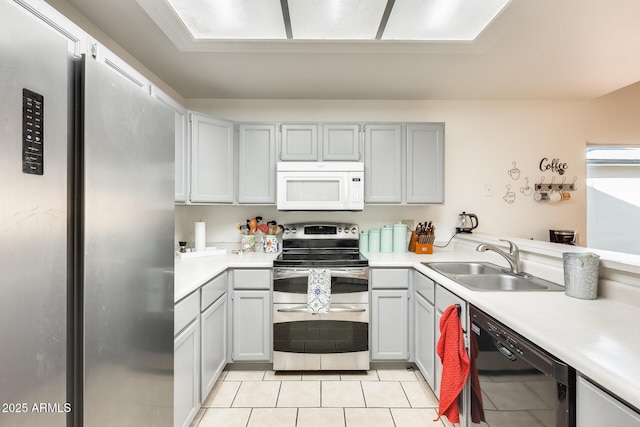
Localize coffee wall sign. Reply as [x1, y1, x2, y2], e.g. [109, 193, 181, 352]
[539, 157, 568, 175]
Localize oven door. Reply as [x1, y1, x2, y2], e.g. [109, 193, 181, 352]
[273, 303, 369, 371]
[273, 267, 368, 304]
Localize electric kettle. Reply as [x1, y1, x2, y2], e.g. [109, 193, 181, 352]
[456, 212, 479, 233]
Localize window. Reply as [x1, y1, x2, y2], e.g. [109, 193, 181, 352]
[586, 147, 640, 255]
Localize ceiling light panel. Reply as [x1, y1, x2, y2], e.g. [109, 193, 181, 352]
[166, 0, 286, 39]
[288, 0, 388, 40]
[382, 0, 511, 41]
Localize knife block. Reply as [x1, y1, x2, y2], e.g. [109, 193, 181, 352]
[414, 243, 433, 254]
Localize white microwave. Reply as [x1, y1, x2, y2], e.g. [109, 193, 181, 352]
[276, 162, 364, 211]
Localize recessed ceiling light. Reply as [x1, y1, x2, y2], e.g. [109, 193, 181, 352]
[288, 0, 388, 40]
[149, 0, 511, 43]
[382, 0, 511, 41]
[166, 0, 286, 39]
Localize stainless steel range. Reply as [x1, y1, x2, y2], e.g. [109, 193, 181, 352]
[273, 223, 369, 371]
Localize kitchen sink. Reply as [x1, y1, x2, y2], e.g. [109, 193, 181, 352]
[425, 262, 564, 292]
[426, 262, 504, 275]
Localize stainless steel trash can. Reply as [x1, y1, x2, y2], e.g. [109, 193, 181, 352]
[563, 252, 600, 299]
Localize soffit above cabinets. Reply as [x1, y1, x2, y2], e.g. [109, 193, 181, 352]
[137, 0, 511, 49]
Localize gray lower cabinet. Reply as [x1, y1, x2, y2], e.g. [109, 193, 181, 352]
[414, 271, 436, 389]
[406, 123, 444, 204]
[231, 268, 272, 363]
[577, 376, 640, 426]
[189, 113, 234, 203]
[371, 290, 409, 360]
[237, 123, 277, 204]
[364, 124, 403, 203]
[174, 291, 201, 427]
[232, 290, 271, 361]
[200, 295, 227, 399]
[434, 284, 467, 397]
[370, 269, 410, 361]
[280, 123, 319, 161]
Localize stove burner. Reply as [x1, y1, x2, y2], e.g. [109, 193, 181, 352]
[274, 222, 368, 268]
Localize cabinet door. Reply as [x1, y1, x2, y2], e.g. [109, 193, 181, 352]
[371, 290, 409, 360]
[201, 295, 227, 399]
[415, 292, 435, 389]
[152, 87, 188, 203]
[280, 124, 318, 161]
[190, 113, 234, 203]
[577, 376, 640, 427]
[364, 124, 402, 203]
[232, 291, 271, 361]
[406, 123, 444, 204]
[174, 318, 200, 427]
[322, 123, 361, 161]
[237, 124, 277, 204]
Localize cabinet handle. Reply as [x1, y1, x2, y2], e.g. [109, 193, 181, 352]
[277, 305, 366, 313]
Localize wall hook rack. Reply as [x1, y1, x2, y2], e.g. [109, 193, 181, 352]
[535, 175, 577, 192]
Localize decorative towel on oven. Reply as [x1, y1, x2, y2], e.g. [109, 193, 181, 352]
[307, 269, 331, 314]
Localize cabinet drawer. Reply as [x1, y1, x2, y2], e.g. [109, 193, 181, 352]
[371, 268, 409, 289]
[233, 269, 271, 289]
[201, 271, 227, 311]
[435, 285, 466, 322]
[175, 291, 200, 335]
[414, 271, 435, 304]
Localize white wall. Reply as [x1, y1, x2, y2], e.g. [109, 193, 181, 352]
[178, 99, 590, 245]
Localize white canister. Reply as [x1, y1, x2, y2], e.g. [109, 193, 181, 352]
[393, 223, 408, 253]
[368, 229, 380, 253]
[359, 231, 369, 253]
[380, 226, 393, 253]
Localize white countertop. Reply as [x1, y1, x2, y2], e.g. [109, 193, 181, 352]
[174, 249, 278, 302]
[174, 239, 640, 411]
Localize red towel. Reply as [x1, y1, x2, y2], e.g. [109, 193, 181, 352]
[470, 331, 486, 423]
[435, 305, 470, 424]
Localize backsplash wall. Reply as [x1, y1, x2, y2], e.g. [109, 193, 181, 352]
[175, 205, 448, 246]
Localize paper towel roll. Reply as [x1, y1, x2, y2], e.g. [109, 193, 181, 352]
[195, 221, 206, 252]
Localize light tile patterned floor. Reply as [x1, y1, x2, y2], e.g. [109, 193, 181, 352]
[191, 369, 456, 427]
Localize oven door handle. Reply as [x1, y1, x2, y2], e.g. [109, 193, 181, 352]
[277, 304, 366, 313]
[274, 268, 368, 280]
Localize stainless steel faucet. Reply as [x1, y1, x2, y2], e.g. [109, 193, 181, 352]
[476, 239, 523, 275]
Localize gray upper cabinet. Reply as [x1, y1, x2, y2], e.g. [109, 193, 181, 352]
[151, 86, 188, 203]
[237, 123, 277, 204]
[364, 124, 403, 203]
[406, 123, 444, 204]
[322, 123, 361, 161]
[280, 123, 318, 161]
[364, 123, 445, 205]
[189, 113, 234, 203]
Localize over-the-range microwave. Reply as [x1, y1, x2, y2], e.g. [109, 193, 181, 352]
[276, 162, 364, 211]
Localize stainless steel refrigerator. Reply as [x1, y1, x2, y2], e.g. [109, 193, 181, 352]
[1, 2, 174, 426]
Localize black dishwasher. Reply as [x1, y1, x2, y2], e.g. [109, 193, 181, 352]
[470, 306, 575, 427]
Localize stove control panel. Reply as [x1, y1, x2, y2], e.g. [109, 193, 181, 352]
[281, 223, 359, 240]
